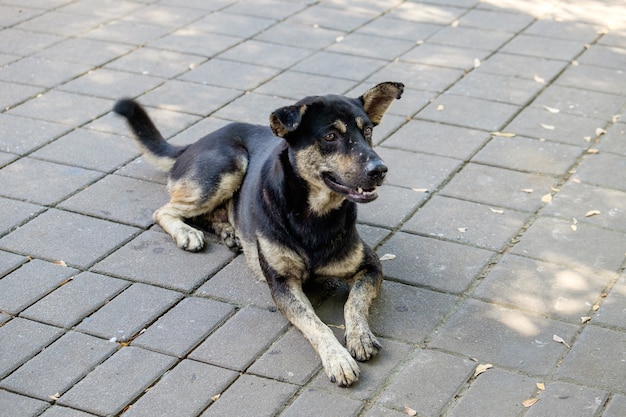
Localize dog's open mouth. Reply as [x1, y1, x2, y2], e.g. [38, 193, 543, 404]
[322, 173, 379, 203]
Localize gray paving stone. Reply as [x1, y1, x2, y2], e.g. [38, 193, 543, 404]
[0, 209, 140, 269]
[224, 0, 307, 19]
[188, 11, 276, 37]
[189, 306, 289, 371]
[368, 60, 464, 93]
[122, 359, 238, 417]
[388, 2, 466, 24]
[196, 255, 275, 309]
[523, 19, 601, 43]
[377, 232, 494, 293]
[327, 33, 416, 60]
[200, 374, 298, 417]
[309, 338, 413, 400]
[179, 58, 280, 91]
[148, 30, 241, 58]
[58, 68, 165, 100]
[132, 297, 235, 357]
[76, 283, 183, 342]
[556, 325, 626, 393]
[403, 195, 529, 251]
[525, 381, 607, 417]
[556, 64, 626, 96]
[362, 405, 411, 417]
[16, 10, 107, 37]
[121, 3, 207, 28]
[377, 349, 475, 417]
[0, 259, 78, 315]
[211, 92, 293, 125]
[218, 39, 315, 70]
[0, 28, 63, 56]
[430, 26, 514, 51]
[58, 0, 143, 18]
[430, 298, 579, 376]
[248, 327, 320, 385]
[0, 197, 44, 236]
[34, 37, 134, 66]
[578, 45, 626, 70]
[32, 129, 139, 172]
[84, 20, 172, 46]
[280, 388, 363, 417]
[573, 153, 626, 192]
[114, 155, 169, 184]
[93, 230, 235, 292]
[446, 368, 537, 417]
[533, 85, 625, 119]
[292, 51, 386, 81]
[360, 16, 441, 41]
[0, 5, 43, 27]
[458, 8, 534, 32]
[500, 34, 586, 61]
[418, 94, 520, 132]
[401, 43, 490, 71]
[59, 174, 167, 228]
[376, 147, 461, 191]
[0, 318, 64, 378]
[0, 158, 102, 205]
[477, 52, 568, 81]
[0, 390, 49, 417]
[440, 163, 558, 212]
[0, 57, 92, 88]
[604, 395, 626, 417]
[357, 185, 427, 229]
[19, 272, 129, 328]
[0, 331, 116, 400]
[511, 217, 626, 273]
[58, 346, 177, 416]
[445, 72, 545, 106]
[474, 254, 611, 321]
[0, 114, 71, 155]
[542, 181, 626, 233]
[0, 250, 26, 277]
[472, 135, 583, 176]
[369, 280, 458, 344]
[105, 47, 206, 78]
[357, 224, 391, 249]
[0, 81, 43, 111]
[382, 120, 491, 160]
[38, 406, 95, 417]
[254, 70, 356, 100]
[256, 21, 344, 50]
[292, 3, 375, 32]
[598, 122, 626, 156]
[593, 276, 626, 330]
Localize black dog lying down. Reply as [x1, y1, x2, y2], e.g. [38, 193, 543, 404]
[114, 82, 404, 386]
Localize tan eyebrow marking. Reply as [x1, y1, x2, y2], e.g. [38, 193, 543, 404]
[332, 119, 347, 134]
[356, 117, 364, 130]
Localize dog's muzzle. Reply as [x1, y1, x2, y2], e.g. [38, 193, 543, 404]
[365, 160, 387, 186]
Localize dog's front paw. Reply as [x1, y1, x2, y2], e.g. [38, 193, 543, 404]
[321, 346, 360, 387]
[174, 228, 205, 252]
[346, 328, 382, 362]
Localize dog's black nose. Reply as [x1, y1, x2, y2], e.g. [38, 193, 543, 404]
[366, 161, 388, 183]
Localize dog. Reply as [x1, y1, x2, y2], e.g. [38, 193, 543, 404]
[113, 82, 404, 386]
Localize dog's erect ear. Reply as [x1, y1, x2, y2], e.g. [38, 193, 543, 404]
[270, 104, 308, 137]
[360, 82, 404, 126]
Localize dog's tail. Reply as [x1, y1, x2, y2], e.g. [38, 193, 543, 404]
[113, 99, 188, 172]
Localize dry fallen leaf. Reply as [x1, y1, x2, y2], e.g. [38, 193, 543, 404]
[473, 58, 481, 68]
[587, 148, 600, 154]
[536, 382, 545, 390]
[521, 188, 534, 193]
[553, 334, 571, 348]
[458, 227, 468, 233]
[585, 210, 601, 217]
[474, 363, 493, 377]
[540, 123, 555, 130]
[49, 392, 61, 401]
[611, 114, 621, 123]
[437, 104, 445, 111]
[570, 224, 578, 232]
[328, 323, 346, 330]
[489, 208, 504, 214]
[595, 127, 607, 136]
[54, 260, 67, 267]
[543, 105, 560, 114]
[541, 193, 552, 203]
[592, 303, 600, 311]
[211, 393, 221, 402]
[379, 253, 396, 261]
[404, 405, 418, 416]
[491, 131, 516, 137]
[522, 398, 539, 408]
[581, 316, 592, 323]
[533, 74, 545, 84]
[412, 187, 429, 193]
[451, 20, 459, 27]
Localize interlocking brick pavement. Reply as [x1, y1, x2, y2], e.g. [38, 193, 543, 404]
[0, 0, 625, 416]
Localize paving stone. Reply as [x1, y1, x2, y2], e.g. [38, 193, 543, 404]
[132, 297, 235, 357]
[84, 20, 172, 46]
[224, 0, 307, 19]
[211, 92, 294, 125]
[122, 4, 206, 28]
[114, 156, 169, 184]
[7, 90, 114, 126]
[403, 195, 529, 251]
[248, 327, 320, 385]
[38, 406, 95, 417]
[377, 349, 476, 417]
[441, 163, 558, 212]
[309, 338, 413, 400]
[0, 390, 49, 417]
[542, 181, 626, 233]
[281, 388, 363, 417]
[32, 129, 139, 172]
[474, 254, 611, 321]
[58, 68, 165, 100]
[418, 95, 520, 132]
[445, 72, 544, 106]
[598, 122, 626, 156]
[446, 368, 537, 417]
[0, 197, 44, 236]
[94, 230, 235, 292]
[604, 395, 626, 417]
[511, 217, 626, 273]
[292, 3, 375, 32]
[0, 5, 43, 27]
[196, 255, 275, 309]
[472, 135, 582, 176]
[477, 52, 568, 81]
[0, 259, 79, 315]
[200, 374, 298, 417]
[377, 232, 494, 293]
[58, 346, 177, 416]
[505, 106, 605, 146]
[0, 158, 102, 205]
[382, 120, 491, 160]
[0, 80, 43, 111]
[532, 85, 625, 119]
[105, 47, 206, 78]
[362, 404, 411, 417]
[122, 359, 238, 417]
[429, 26, 514, 50]
[368, 60, 464, 93]
[388, 3, 466, 25]
[34, 37, 135, 66]
[0, 331, 116, 400]
[573, 153, 626, 192]
[500, 34, 586, 61]
[59, 175, 167, 228]
[0, 318, 64, 378]
[401, 43, 490, 71]
[148, 30, 241, 58]
[256, 21, 344, 50]
[0, 114, 72, 155]
[189, 306, 289, 371]
[578, 45, 626, 70]
[189, 11, 276, 37]
[292, 51, 386, 81]
[179, 58, 280, 91]
[369, 280, 458, 344]
[360, 16, 441, 41]
[255, 70, 356, 100]
[556, 64, 626, 96]
[375, 147, 461, 191]
[430, 298, 579, 375]
[593, 276, 626, 330]
[356, 224, 391, 249]
[525, 381, 607, 417]
[0, 57, 92, 88]
[76, 283, 183, 342]
[0, 250, 26, 277]
[19, 272, 129, 328]
[327, 33, 415, 60]
[218, 39, 315, 70]
[457, 8, 534, 32]
[357, 185, 427, 228]
[0, 209, 140, 269]
[0, 28, 63, 56]
[16, 10, 107, 37]
[523, 19, 601, 43]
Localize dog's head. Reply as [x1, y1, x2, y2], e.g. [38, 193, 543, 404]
[269, 82, 404, 214]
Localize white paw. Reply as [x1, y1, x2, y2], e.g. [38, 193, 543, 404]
[175, 228, 204, 252]
[346, 328, 382, 361]
[321, 346, 360, 387]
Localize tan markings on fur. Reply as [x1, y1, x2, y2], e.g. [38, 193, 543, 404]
[344, 273, 381, 361]
[361, 83, 403, 126]
[257, 234, 307, 279]
[315, 241, 364, 278]
[138, 143, 176, 172]
[332, 119, 347, 134]
[355, 116, 364, 131]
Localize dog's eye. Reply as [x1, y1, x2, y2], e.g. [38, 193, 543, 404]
[323, 132, 336, 141]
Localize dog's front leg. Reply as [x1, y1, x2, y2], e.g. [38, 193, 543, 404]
[344, 248, 383, 361]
